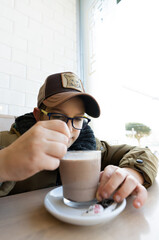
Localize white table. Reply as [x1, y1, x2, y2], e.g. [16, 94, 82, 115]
[0, 174, 158, 240]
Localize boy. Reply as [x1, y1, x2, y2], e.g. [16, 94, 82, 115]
[0, 72, 158, 208]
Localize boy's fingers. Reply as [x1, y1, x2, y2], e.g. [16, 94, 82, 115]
[42, 128, 69, 145]
[41, 155, 60, 171]
[38, 120, 71, 138]
[100, 165, 118, 185]
[45, 142, 67, 160]
[96, 165, 118, 200]
[113, 175, 138, 202]
[132, 185, 148, 208]
[101, 168, 128, 197]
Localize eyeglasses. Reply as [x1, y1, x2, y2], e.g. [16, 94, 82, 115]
[40, 109, 91, 130]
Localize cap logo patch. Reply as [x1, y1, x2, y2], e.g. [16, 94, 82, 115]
[61, 73, 84, 92]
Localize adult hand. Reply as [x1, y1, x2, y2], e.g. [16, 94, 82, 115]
[96, 165, 148, 209]
[0, 120, 70, 182]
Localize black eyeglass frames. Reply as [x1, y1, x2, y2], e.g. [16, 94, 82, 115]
[40, 109, 91, 130]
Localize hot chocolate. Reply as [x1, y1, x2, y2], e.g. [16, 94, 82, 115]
[59, 151, 101, 206]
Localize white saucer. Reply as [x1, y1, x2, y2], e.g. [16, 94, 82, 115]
[44, 187, 126, 226]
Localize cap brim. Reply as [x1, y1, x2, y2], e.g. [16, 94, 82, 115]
[43, 92, 100, 118]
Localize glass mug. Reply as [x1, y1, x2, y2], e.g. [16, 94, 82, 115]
[59, 150, 101, 208]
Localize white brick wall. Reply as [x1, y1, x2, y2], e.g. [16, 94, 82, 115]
[0, 0, 78, 116]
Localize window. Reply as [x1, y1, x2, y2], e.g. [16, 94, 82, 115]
[80, 0, 159, 157]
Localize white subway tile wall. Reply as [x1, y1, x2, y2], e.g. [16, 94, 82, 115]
[0, 0, 78, 116]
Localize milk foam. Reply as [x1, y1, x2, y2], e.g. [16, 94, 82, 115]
[62, 150, 101, 161]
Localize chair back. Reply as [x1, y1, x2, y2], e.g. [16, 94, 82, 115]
[0, 114, 15, 131]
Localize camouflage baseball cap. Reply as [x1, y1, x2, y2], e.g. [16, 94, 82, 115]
[37, 72, 100, 118]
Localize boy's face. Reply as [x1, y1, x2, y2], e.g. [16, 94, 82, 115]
[41, 97, 85, 148]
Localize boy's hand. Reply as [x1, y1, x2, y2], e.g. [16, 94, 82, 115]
[0, 120, 70, 182]
[96, 165, 148, 209]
